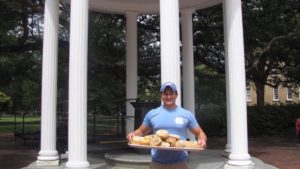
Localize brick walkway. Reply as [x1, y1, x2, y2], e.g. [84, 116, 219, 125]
[248, 137, 300, 169]
[208, 137, 300, 169]
[0, 133, 299, 169]
[0, 133, 38, 169]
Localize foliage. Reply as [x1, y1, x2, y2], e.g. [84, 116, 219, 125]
[137, 15, 161, 102]
[195, 64, 226, 107]
[87, 12, 126, 103]
[194, 65, 227, 136]
[243, 0, 300, 107]
[0, 0, 44, 111]
[1, 0, 300, 118]
[0, 0, 44, 53]
[0, 91, 12, 114]
[193, 5, 225, 74]
[196, 103, 227, 137]
[193, 1, 300, 107]
[248, 105, 300, 137]
[196, 104, 300, 138]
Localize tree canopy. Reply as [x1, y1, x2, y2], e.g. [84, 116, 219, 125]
[243, 0, 300, 107]
[0, 0, 299, 112]
[193, 1, 300, 107]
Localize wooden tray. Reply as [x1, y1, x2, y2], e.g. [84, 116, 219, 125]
[128, 143, 204, 152]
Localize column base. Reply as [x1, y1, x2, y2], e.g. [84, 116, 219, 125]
[36, 159, 59, 166]
[37, 150, 59, 166]
[224, 144, 231, 157]
[66, 161, 90, 168]
[224, 162, 254, 169]
[222, 150, 230, 157]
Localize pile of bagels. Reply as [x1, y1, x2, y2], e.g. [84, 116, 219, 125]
[130, 129, 201, 148]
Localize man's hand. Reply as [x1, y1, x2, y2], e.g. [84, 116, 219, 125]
[197, 138, 207, 148]
[127, 125, 151, 142]
[127, 132, 136, 141]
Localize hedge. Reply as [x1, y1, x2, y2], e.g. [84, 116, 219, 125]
[196, 104, 300, 138]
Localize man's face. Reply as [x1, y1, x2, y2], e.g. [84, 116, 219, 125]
[160, 88, 177, 107]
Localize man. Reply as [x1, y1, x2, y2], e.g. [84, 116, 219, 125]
[127, 82, 207, 169]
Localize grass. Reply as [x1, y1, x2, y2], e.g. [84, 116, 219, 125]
[0, 114, 124, 137]
[0, 114, 40, 133]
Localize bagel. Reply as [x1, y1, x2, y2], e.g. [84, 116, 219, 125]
[140, 136, 150, 145]
[168, 133, 180, 140]
[161, 142, 171, 147]
[131, 136, 145, 144]
[155, 129, 169, 139]
[165, 137, 178, 146]
[182, 141, 201, 148]
[174, 140, 185, 148]
[149, 134, 162, 146]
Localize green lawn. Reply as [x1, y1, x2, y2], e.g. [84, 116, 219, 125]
[0, 115, 40, 133]
[0, 114, 123, 136]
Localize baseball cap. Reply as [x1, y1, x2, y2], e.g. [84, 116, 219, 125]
[160, 82, 177, 93]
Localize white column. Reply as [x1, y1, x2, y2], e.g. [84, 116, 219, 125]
[223, 0, 253, 168]
[66, 0, 89, 168]
[126, 12, 138, 135]
[181, 10, 195, 114]
[37, 0, 59, 166]
[181, 9, 195, 140]
[160, 0, 181, 105]
[223, 2, 231, 156]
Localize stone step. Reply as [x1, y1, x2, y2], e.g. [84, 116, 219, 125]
[104, 152, 151, 169]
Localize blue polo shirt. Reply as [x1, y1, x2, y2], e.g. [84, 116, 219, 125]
[142, 105, 199, 164]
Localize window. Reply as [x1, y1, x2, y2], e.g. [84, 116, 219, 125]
[273, 87, 279, 101]
[271, 68, 280, 77]
[246, 86, 251, 102]
[287, 87, 293, 101]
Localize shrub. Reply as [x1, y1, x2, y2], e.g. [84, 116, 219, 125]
[196, 104, 300, 138]
[0, 91, 12, 115]
[196, 103, 227, 137]
[248, 105, 300, 137]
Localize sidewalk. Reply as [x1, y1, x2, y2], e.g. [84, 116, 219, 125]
[208, 137, 300, 169]
[0, 133, 38, 169]
[248, 137, 300, 169]
[0, 133, 299, 169]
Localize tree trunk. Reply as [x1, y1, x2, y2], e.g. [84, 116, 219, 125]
[255, 82, 265, 109]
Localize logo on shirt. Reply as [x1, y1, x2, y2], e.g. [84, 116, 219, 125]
[175, 117, 184, 125]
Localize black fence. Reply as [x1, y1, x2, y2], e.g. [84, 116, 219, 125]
[56, 99, 135, 153]
[12, 99, 162, 154]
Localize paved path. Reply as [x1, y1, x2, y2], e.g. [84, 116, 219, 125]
[209, 137, 300, 169]
[0, 133, 299, 169]
[0, 133, 38, 169]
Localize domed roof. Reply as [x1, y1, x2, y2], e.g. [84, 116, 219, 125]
[89, 0, 222, 14]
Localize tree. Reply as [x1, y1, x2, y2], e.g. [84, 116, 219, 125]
[0, 91, 12, 118]
[193, 1, 300, 107]
[0, 0, 44, 111]
[193, 5, 225, 74]
[0, 0, 44, 53]
[243, 0, 300, 107]
[87, 12, 127, 103]
[0, 0, 72, 111]
[137, 15, 161, 101]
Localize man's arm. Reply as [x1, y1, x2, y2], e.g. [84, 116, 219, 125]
[127, 124, 152, 141]
[190, 126, 207, 148]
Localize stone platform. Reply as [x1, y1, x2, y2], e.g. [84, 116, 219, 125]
[23, 149, 279, 169]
